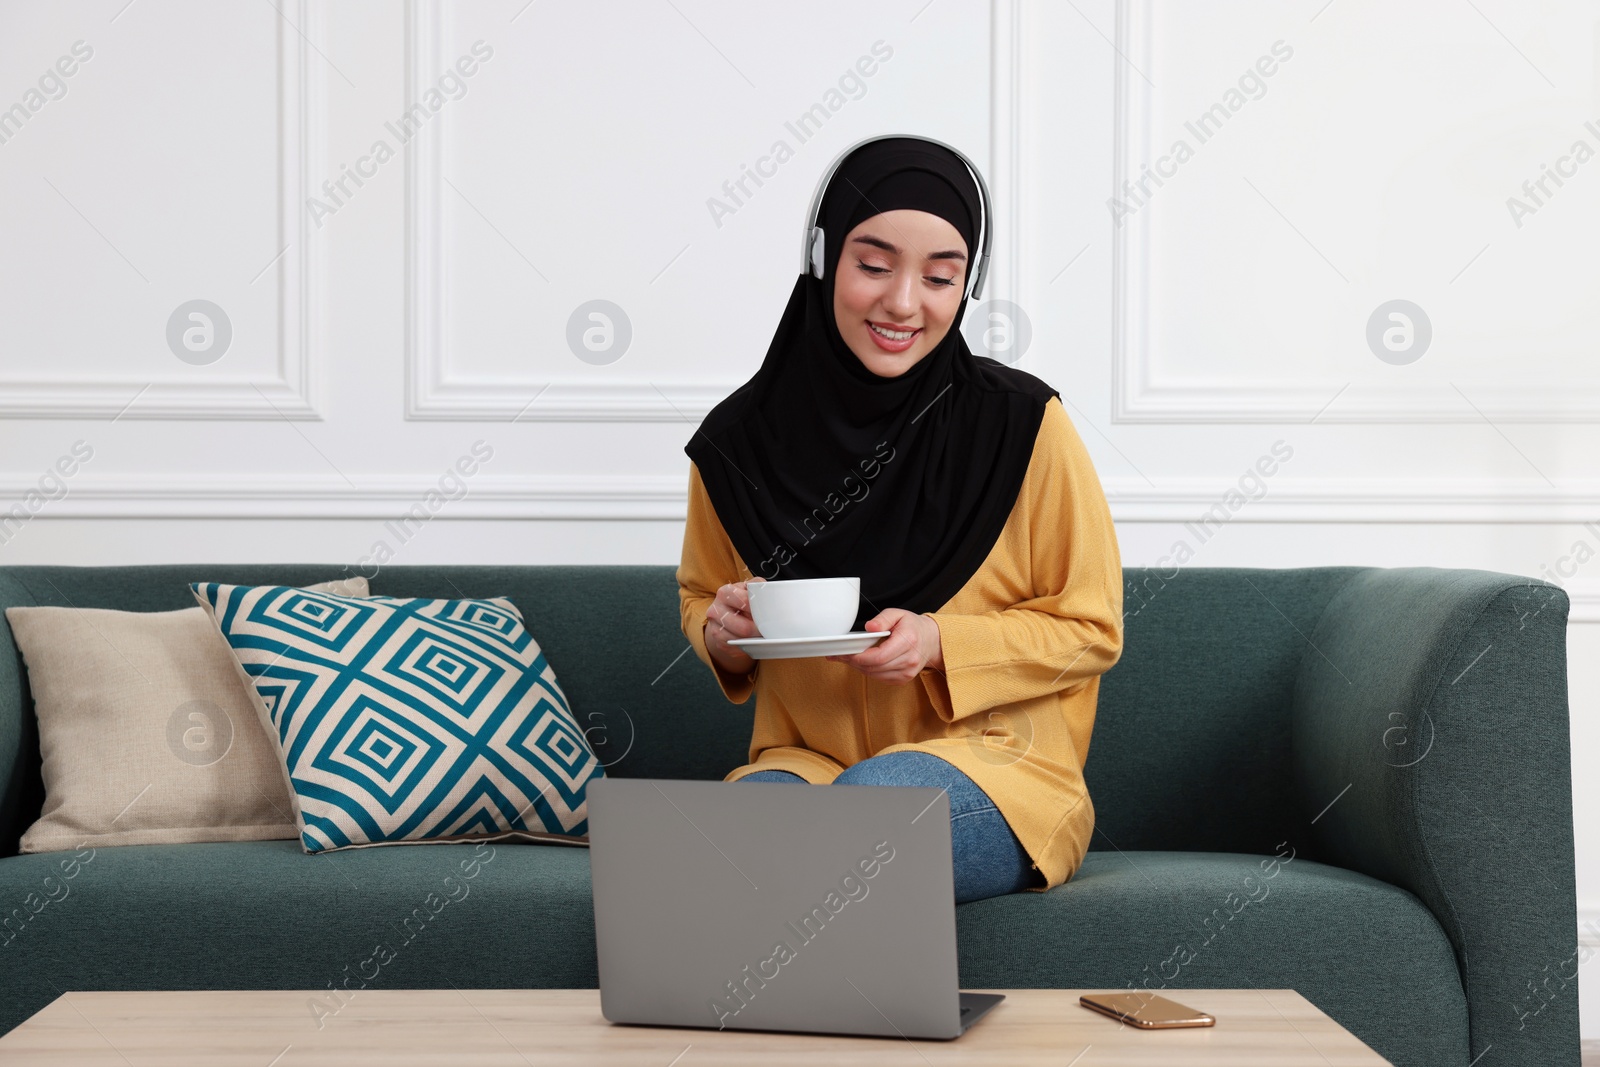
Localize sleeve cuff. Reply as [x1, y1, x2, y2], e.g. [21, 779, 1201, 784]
[917, 611, 1002, 723]
[710, 656, 756, 704]
[918, 665, 955, 722]
[917, 611, 962, 722]
[687, 612, 755, 704]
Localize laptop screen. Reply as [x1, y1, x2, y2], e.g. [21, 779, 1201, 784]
[588, 777, 966, 1040]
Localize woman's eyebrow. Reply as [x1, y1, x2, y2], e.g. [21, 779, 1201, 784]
[850, 234, 968, 262]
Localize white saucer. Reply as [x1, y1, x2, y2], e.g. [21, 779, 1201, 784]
[728, 631, 890, 660]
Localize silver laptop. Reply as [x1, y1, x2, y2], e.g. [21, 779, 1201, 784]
[587, 777, 1004, 1040]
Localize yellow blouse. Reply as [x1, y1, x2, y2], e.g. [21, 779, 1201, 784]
[675, 395, 1124, 891]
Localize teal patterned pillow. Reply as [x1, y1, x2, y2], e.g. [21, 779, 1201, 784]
[190, 582, 602, 853]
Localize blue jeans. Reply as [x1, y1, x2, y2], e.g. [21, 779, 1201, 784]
[738, 750, 1042, 904]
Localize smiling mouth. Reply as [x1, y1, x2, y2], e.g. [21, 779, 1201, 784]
[868, 322, 919, 341]
[865, 321, 921, 353]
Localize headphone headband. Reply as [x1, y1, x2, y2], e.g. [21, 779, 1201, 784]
[801, 133, 992, 302]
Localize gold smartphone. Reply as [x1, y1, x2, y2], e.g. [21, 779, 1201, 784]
[1079, 992, 1216, 1028]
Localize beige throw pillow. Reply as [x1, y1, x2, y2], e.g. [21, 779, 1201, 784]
[6, 576, 369, 853]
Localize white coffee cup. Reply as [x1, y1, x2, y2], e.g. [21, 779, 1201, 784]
[746, 577, 860, 639]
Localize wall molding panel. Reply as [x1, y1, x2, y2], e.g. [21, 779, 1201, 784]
[12, 470, 1600, 529]
[401, 0, 724, 423]
[0, 0, 323, 421]
[403, 0, 1025, 423]
[7, 474, 1597, 619]
[1108, 0, 1599, 425]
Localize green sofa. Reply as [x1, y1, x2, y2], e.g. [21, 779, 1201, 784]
[0, 563, 1579, 1065]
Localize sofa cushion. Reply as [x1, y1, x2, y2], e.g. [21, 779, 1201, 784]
[954, 850, 1468, 1067]
[0, 843, 1469, 1062]
[5, 576, 369, 854]
[190, 583, 603, 853]
[0, 838, 598, 1035]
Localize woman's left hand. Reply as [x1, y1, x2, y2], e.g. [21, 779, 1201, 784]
[825, 608, 943, 684]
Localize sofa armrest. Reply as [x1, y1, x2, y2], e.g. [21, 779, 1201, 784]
[1291, 567, 1577, 1064]
[0, 571, 42, 858]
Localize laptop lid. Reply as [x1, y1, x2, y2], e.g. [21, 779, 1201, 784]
[588, 777, 967, 1040]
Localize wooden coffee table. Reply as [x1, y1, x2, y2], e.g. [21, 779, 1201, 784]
[0, 988, 1391, 1065]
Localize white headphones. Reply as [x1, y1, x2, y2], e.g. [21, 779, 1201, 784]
[801, 133, 992, 302]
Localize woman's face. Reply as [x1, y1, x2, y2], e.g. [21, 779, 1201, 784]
[831, 209, 968, 379]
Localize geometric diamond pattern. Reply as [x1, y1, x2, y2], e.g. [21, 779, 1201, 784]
[189, 583, 603, 853]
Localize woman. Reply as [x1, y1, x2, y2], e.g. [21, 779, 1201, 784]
[676, 135, 1123, 904]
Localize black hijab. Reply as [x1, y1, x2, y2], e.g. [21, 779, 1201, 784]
[685, 136, 1059, 631]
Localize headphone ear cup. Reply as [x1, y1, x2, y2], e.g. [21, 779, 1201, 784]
[808, 226, 825, 280]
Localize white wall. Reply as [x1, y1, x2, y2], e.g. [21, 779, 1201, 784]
[1, 0, 1596, 1036]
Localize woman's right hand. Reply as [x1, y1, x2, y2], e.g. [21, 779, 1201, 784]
[704, 577, 766, 673]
